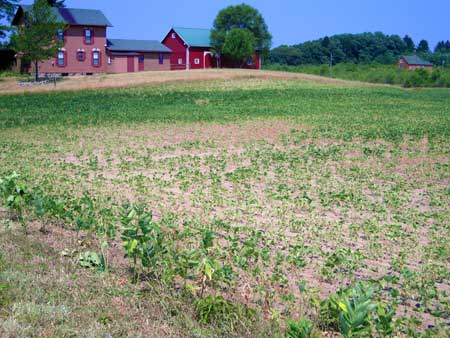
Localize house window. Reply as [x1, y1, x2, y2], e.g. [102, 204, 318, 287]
[107, 56, 111, 65]
[84, 28, 93, 44]
[172, 32, 176, 39]
[178, 58, 183, 65]
[92, 51, 101, 67]
[76, 51, 85, 61]
[57, 51, 65, 66]
[194, 58, 200, 65]
[159, 53, 164, 65]
[138, 55, 144, 64]
[57, 29, 64, 42]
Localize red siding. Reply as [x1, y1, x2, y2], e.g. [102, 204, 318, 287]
[162, 29, 188, 70]
[127, 56, 135, 72]
[162, 28, 261, 71]
[30, 25, 108, 74]
[189, 47, 210, 70]
[397, 57, 433, 71]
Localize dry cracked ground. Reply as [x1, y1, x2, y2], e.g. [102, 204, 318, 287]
[0, 116, 449, 337]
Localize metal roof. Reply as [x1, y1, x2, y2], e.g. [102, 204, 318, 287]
[107, 39, 171, 53]
[402, 55, 433, 66]
[172, 27, 212, 47]
[14, 5, 113, 27]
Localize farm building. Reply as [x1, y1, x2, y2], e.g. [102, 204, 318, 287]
[12, 6, 113, 75]
[162, 27, 261, 70]
[397, 55, 433, 70]
[106, 39, 171, 73]
[12, 5, 170, 75]
[12, 5, 262, 75]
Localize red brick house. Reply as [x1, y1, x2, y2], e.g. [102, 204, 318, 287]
[162, 27, 261, 71]
[12, 5, 171, 75]
[397, 55, 433, 70]
[13, 5, 113, 75]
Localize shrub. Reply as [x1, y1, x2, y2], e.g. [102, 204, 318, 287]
[194, 295, 254, 327]
[286, 318, 314, 338]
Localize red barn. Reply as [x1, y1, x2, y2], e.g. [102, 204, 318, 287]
[397, 55, 433, 70]
[162, 27, 261, 71]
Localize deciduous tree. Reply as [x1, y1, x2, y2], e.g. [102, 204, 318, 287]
[211, 4, 271, 67]
[11, 0, 65, 81]
[222, 28, 255, 67]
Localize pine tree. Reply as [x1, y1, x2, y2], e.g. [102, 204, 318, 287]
[417, 40, 430, 54]
[403, 35, 415, 53]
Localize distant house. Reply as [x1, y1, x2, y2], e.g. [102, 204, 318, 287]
[161, 27, 261, 71]
[106, 39, 171, 73]
[12, 5, 171, 75]
[397, 55, 433, 70]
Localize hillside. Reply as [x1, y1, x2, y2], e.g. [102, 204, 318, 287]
[0, 75, 449, 337]
[0, 69, 372, 95]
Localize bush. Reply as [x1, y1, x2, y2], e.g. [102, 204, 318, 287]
[265, 63, 450, 88]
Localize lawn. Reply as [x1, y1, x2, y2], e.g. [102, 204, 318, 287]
[0, 71, 449, 337]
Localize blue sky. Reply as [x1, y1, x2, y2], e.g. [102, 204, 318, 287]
[18, 0, 450, 50]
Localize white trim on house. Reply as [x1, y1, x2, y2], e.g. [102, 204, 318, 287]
[203, 51, 212, 69]
[186, 47, 190, 70]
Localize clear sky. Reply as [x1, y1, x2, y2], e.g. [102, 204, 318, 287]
[18, 0, 450, 50]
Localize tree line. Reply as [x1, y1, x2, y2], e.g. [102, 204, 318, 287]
[270, 33, 450, 67]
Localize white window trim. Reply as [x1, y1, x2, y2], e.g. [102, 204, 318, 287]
[93, 51, 100, 65]
[178, 58, 183, 65]
[57, 51, 65, 65]
[172, 32, 176, 39]
[194, 58, 200, 65]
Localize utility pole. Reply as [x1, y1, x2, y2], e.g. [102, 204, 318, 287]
[330, 51, 333, 78]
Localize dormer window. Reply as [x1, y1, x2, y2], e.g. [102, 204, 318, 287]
[57, 29, 64, 42]
[84, 28, 93, 44]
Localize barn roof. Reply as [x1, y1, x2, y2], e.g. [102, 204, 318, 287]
[172, 27, 212, 47]
[401, 55, 433, 66]
[107, 39, 171, 53]
[12, 5, 113, 27]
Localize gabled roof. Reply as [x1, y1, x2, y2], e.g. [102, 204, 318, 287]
[107, 39, 171, 53]
[401, 55, 433, 66]
[172, 27, 212, 47]
[12, 5, 113, 27]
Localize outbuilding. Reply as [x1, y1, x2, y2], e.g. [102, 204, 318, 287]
[106, 39, 171, 73]
[398, 55, 433, 70]
[162, 27, 261, 70]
